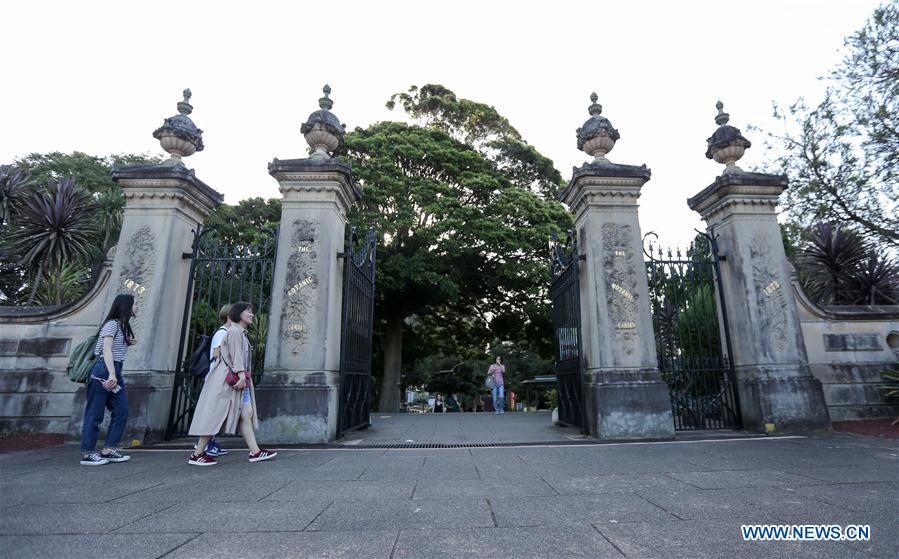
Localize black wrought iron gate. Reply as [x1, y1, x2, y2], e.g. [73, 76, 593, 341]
[337, 226, 377, 437]
[644, 231, 741, 430]
[166, 227, 278, 439]
[549, 231, 587, 432]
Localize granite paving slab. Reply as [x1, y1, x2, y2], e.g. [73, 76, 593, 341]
[666, 468, 829, 489]
[543, 473, 697, 495]
[263, 480, 414, 501]
[413, 477, 557, 500]
[114, 500, 333, 533]
[0, 502, 175, 535]
[392, 525, 624, 558]
[489, 493, 676, 527]
[788, 465, 899, 484]
[109, 478, 290, 502]
[793, 481, 899, 512]
[0, 533, 200, 559]
[163, 529, 398, 559]
[308, 497, 494, 531]
[636, 486, 853, 522]
[596, 519, 867, 558]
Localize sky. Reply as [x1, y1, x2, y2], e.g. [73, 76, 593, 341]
[0, 0, 882, 250]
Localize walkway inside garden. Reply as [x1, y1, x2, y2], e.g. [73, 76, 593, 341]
[337, 410, 586, 446]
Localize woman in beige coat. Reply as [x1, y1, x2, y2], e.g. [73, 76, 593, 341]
[187, 302, 276, 465]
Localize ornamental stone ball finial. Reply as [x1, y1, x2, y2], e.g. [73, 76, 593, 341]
[319, 84, 334, 110]
[178, 89, 193, 115]
[153, 88, 204, 164]
[588, 92, 603, 116]
[714, 100, 729, 126]
[576, 92, 620, 163]
[301, 84, 346, 160]
[705, 99, 751, 173]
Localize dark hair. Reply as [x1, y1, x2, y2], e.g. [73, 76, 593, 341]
[103, 293, 135, 345]
[495, 356, 503, 364]
[228, 301, 253, 324]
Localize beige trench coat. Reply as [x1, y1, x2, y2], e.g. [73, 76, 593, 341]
[188, 325, 259, 436]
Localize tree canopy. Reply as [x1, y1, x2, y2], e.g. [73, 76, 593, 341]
[772, 1, 898, 249]
[342, 85, 572, 411]
[388, 84, 565, 200]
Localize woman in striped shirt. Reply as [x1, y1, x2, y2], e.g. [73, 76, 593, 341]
[79, 294, 137, 466]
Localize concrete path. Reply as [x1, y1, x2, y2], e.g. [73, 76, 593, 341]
[1, 423, 896, 558]
[338, 411, 586, 445]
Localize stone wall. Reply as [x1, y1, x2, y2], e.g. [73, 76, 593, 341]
[792, 269, 899, 421]
[0, 255, 113, 435]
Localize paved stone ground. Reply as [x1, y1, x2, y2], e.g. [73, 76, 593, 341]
[339, 411, 586, 445]
[1, 415, 897, 558]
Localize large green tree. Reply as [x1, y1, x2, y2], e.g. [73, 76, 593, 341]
[772, 1, 898, 249]
[388, 84, 565, 200]
[342, 85, 572, 412]
[204, 197, 282, 246]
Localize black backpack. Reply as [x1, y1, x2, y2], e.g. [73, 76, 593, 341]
[188, 327, 226, 377]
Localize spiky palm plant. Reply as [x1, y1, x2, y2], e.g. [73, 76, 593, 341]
[8, 177, 98, 305]
[247, 311, 268, 378]
[798, 223, 869, 304]
[0, 167, 31, 228]
[846, 256, 899, 305]
[34, 262, 92, 306]
[94, 185, 125, 252]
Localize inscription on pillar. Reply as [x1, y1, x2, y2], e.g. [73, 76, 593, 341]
[602, 223, 638, 355]
[118, 226, 155, 335]
[751, 238, 788, 354]
[282, 219, 319, 355]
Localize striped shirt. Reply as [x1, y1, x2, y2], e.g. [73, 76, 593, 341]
[94, 320, 129, 362]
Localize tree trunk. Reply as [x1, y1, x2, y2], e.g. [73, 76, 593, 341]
[378, 313, 404, 412]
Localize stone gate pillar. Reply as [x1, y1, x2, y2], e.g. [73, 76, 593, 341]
[560, 94, 675, 440]
[688, 102, 829, 433]
[260, 86, 361, 443]
[96, 90, 222, 443]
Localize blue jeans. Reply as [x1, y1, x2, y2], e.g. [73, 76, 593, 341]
[80, 359, 129, 453]
[492, 383, 505, 413]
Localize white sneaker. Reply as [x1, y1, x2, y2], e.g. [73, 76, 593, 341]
[100, 450, 131, 463]
[80, 452, 110, 466]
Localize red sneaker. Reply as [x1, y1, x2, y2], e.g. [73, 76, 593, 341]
[248, 449, 277, 463]
[188, 452, 217, 466]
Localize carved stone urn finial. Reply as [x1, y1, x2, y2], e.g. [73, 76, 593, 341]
[705, 100, 751, 173]
[152, 88, 204, 165]
[576, 92, 620, 163]
[301, 84, 346, 160]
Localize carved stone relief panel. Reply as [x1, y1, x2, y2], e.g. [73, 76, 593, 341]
[118, 226, 155, 336]
[602, 223, 639, 355]
[750, 237, 788, 355]
[282, 219, 319, 355]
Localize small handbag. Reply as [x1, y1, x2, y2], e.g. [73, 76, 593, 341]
[220, 353, 249, 388]
[485, 373, 496, 390]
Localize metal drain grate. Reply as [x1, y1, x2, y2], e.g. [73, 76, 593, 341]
[337, 440, 598, 449]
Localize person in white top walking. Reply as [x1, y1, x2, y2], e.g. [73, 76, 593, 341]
[187, 302, 276, 465]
